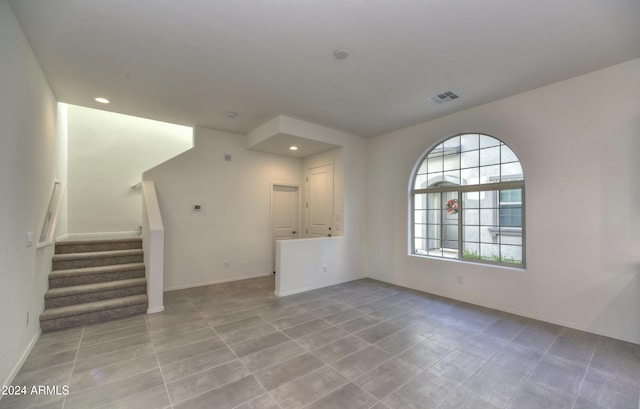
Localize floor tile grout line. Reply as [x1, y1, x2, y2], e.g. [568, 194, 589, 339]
[501, 329, 562, 409]
[272, 365, 350, 409]
[76, 326, 149, 349]
[19, 277, 640, 409]
[79, 317, 146, 340]
[144, 313, 175, 409]
[60, 324, 84, 409]
[214, 299, 386, 408]
[369, 346, 460, 406]
[297, 377, 381, 409]
[568, 335, 600, 409]
[201, 307, 287, 409]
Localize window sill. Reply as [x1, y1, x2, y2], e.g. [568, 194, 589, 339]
[410, 252, 526, 271]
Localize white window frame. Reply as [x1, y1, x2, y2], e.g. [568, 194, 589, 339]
[410, 134, 525, 267]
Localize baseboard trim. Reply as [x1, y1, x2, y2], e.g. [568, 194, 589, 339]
[147, 306, 165, 314]
[1, 329, 40, 391]
[275, 275, 368, 297]
[367, 276, 640, 345]
[165, 273, 273, 292]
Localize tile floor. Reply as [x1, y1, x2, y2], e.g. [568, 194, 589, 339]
[2, 276, 639, 409]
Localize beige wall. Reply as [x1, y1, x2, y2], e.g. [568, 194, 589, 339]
[145, 127, 305, 290]
[367, 58, 640, 343]
[67, 105, 192, 235]
[0, 0, 62, 387]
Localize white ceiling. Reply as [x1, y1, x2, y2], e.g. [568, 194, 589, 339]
[9, 0, 640, 138]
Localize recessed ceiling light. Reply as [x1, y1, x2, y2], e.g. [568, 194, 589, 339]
[289, 146, 299, 151]
[94, 97, 110, 104]
[226, 111, 238, 118]
[333, 49, 349, 60]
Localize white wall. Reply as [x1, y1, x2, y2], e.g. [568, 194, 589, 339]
[67, 105, 192, 235]
[55, 103, 69, 241]
[144, 127, 304, 290]
[269, 118, 368, 295]
[0, 0, 61, 387]
[277, 237, 348, 296]
[368, 58, 640, 343]
[279, 116, 368, 273]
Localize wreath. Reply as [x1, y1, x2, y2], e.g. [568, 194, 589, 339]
[445, 198, 459, 214]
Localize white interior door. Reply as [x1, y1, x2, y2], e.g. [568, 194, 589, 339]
[305, 163, 334, 237]
[272, 184, 299, 272]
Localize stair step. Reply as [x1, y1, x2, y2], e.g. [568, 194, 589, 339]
[52, 249, 143, 270]
[45, 278, 147, 308]
[40, 294, 148, 332]
[49, 262, 145, 288]
[55, 237, 142, 254]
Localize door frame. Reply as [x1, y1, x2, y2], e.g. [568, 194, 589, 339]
[270, 181, 301, 273]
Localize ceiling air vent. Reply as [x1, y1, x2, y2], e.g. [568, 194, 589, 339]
[428, 91, 460, 105]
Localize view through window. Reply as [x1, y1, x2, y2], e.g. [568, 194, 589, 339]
[411, 134, 524, 266]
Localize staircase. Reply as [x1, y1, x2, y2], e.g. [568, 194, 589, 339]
[40, 237, 148, 332]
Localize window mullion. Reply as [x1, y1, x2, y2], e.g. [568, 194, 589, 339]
[413, 180, 523, 196]
[411, 133, 524, 267]
[458, 190, 463, 259]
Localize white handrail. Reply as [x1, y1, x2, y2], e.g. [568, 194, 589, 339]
[142, 180, 164, 313]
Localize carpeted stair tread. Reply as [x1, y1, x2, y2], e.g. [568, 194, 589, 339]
[45, 278, 147, 299]
[55, 237, 142, 254]
[42, 238, 149, 331]
[53, 248, 143, 261]
[49, 262, 145, 278]
[40, 294, 148, 322]
[52, 249, 144, 270]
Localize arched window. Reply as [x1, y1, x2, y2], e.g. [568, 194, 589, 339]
[411, 133, 525, 266]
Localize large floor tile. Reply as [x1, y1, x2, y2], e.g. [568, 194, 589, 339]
[461, 362, 527, 408]
[296, 326, 350, 351]
[254, 353, 325, 391]
[353, 357, 422, 399]
[229, 332, 289, 357]
[425, 349, 487, 386]
[527, 354, 587, 395]
[69, 354, 158, 391]
[577, 367, 640, 409]
[166, 359, 250, 404]
[546, 335, 597, 364]
[490, 341, 544, 375]
[312, 335, 370, 364]
[439, 389, 501, 409]
[355, 322, 401, 344]
[270, 366, 348, 409]
[374, 328, 426, 356]
[385, 370, 458, 409]
[240, 340, 305, 373]
[64, 368, 165, 409]
[156, 337, 226, 366]
[172, 375, 265, 409]
[304, 383, 377, 409]
[331, 345, 391, 380]
[506, 379, 574, 409]
[161, 345, 237, 383]
[8, 276, 640, 409]
[397, 338, 453, 370]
